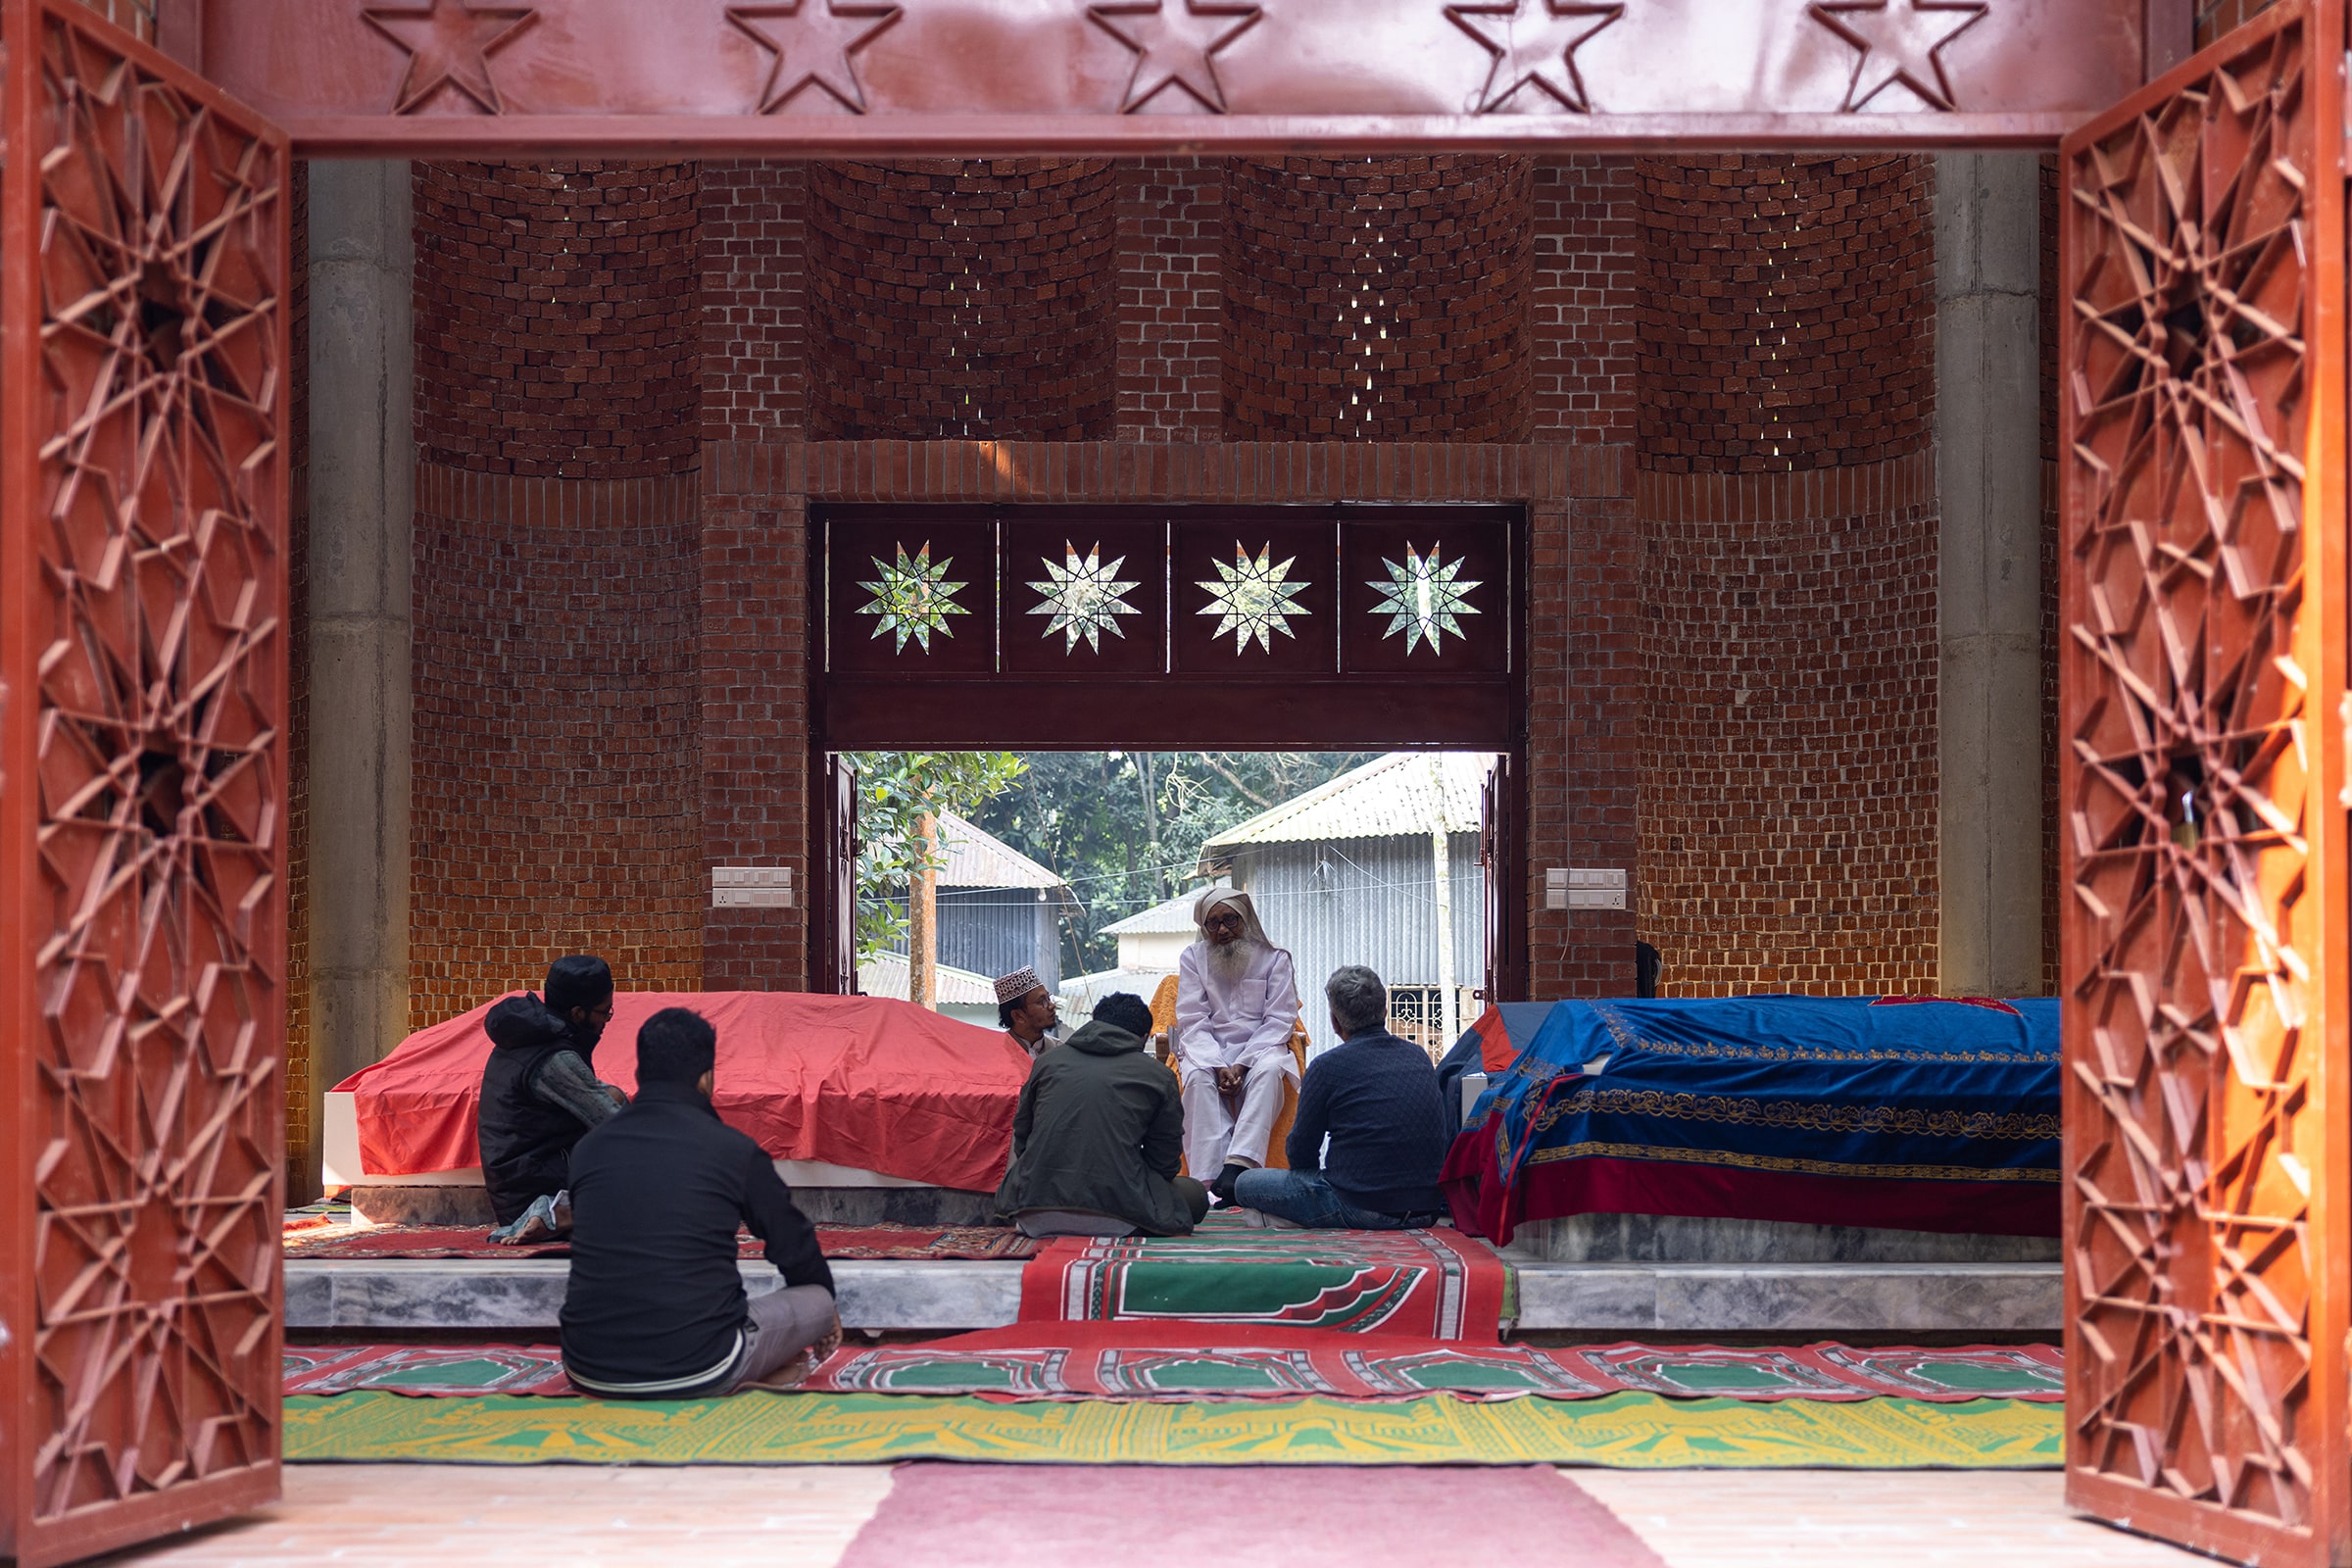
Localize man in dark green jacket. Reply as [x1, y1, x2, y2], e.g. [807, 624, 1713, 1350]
[993, 993, 1209, 1238]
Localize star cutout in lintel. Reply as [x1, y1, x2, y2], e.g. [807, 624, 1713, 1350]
[1446, 0, 1624, 114]
[730, 1, 905, 115]
[1088, 0, 1264, 114]
[363, 0, 538, 115]
[1808, 0, 1988, 112]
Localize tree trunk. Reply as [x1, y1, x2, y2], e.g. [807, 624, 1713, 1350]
[1429, 757, 1458, 1055]
[910, 810, 940, 1008]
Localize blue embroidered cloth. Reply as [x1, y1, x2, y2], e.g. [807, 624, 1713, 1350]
[1459, 997, 2061, 1229]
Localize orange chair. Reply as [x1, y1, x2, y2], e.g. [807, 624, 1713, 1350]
[1148, 973, 1306, 1175]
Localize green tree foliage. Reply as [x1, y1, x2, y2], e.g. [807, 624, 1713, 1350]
[848, 751, 1026, 961]
[968, 753, 1379, 976]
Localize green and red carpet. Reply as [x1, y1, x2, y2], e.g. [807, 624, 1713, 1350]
[284, 1328, 2063, 1404]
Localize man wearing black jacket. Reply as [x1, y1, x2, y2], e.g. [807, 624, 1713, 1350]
[559, 1006, 840, 1397]
[478, 955, 628, 1243]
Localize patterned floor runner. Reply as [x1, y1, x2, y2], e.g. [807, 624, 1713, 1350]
[283, 1221, 1040, 1261]
[283, 1329, 2064, 1403]
[283, 1388, 2063, 1467]
[1018, 1215, 1508, 1340]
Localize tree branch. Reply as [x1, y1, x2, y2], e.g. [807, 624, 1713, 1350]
[1199, 753, 1273, 809]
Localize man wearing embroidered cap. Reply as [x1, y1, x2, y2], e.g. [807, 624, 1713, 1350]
[996, 966, 1059, 1059]
[1172, 886, 1300, 1203]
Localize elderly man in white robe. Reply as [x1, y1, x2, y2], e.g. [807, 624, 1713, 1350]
[1172, 886, 1300, 1204]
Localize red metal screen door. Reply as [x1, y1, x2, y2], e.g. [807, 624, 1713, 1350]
[0, 2, 291, 1563]
[2060, 1, 2352, 1561]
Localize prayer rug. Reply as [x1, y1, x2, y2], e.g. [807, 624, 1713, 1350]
[282, 1388, 2064, 1467]
[1017, 1214, 1508, 1341]
[282, 1331, 2065, 1404]
[281, 1221, 1039, 1261]
[836, 1463, 1669, 1568]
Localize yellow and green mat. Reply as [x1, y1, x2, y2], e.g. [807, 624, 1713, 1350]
[287, 1388, 2060, 1468]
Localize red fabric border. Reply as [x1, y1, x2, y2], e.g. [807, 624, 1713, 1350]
[1516, 1155, 2059, 1240]
[1015, 1225, 1509, 1341]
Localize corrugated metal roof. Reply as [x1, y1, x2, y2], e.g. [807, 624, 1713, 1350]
[875, 810, 1073, 899]
[857, 951, 1000, 1006]
[1199, 753, 1494, 859]
[1101, 891, 1202, 937]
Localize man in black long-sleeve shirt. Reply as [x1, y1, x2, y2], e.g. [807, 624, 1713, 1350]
[560, 1006, 840, 1397]
[1232, 966, 1450, 1229]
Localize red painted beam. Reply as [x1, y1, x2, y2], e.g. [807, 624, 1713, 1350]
[201, 0, 2145, 154]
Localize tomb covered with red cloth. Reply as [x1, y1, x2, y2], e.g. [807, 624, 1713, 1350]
[332, 992, 1032, 1193]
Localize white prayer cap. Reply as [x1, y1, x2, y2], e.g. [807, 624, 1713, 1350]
[994, 966, 1045, 1005]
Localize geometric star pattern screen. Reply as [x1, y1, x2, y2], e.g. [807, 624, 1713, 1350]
[2059, 4, 2349, 1561]
[3, 5, 288, 1562]
[825, 513, 1511, 679]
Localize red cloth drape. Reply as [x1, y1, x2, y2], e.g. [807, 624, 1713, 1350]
[333, 991, 1034, 1193]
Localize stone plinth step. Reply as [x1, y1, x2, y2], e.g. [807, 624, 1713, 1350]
[285, 1257, 2059, 1336]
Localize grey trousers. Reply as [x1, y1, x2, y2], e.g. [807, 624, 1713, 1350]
[721, 1283, 839, 1394]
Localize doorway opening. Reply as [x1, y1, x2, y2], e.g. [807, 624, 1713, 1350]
[828, 749, 1519, 1060]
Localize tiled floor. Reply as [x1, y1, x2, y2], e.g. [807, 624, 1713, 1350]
[1576, 1471, 2221, 1566]
[101, 1464, 2217, 1567]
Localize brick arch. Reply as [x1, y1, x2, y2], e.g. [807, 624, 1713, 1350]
[1222, 155, 1534, 441]
[806, 158, 1119, 440]
[408, 161, 707, 1025]
[1633, 155, 1939, 997]
[413, 161, 702, 477]
[1636, 154, 1933, 473]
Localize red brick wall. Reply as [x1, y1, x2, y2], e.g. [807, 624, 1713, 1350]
[1632, 156, 1940, 996]
[414, 161, 701, 478]
[1223, 156, 1535, 442]
[700, 160, 808, 443]
[806, 159, 1119, 440]
[700, 493, 810, 992]
[409, 469, 705, 1028]
[1534, 158, 1639, 444]
[1117, 157, 1224, 441]
[1637, 155, 1934, 473]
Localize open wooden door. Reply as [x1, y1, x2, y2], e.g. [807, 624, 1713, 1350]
[1480, 752, 1524, 1005]
[814, 753, 860, 994]
[2059, 3, 2351, 1560]
[0, 3, 291, 1562]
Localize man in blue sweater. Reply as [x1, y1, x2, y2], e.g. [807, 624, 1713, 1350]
[1232, 966, 1449, 1229]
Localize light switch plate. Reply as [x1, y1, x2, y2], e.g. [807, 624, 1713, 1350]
[712, 866, 792, 908]
[1545, 867, 1627, 911]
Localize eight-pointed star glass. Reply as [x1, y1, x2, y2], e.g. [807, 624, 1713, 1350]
[1029, 540, 1143, 652]
[1368, 542, 1481, 655]
[858, 541, 968, 653]
[1198, 542, 1310, 654]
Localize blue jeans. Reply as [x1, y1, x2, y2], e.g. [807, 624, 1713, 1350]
[1231, 1168, 1433, 1230]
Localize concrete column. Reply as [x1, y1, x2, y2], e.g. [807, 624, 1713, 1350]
[1934, 154, 2043, 997]
[306, 162, 414, 1182]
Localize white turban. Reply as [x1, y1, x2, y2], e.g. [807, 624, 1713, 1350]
[1192, 885, 1271, 947]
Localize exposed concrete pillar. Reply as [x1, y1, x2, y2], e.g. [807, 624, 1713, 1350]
[306, 161, 414, 1183]
[1934, 154, 2043, 997]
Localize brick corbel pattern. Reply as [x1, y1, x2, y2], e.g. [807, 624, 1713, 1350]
[806, 159, 1119, 440]
[1223, 156, 1536, 442]
[701, 436, 1637, 998]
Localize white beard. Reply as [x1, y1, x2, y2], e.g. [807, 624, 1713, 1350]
[1204, 937, 1264, 996]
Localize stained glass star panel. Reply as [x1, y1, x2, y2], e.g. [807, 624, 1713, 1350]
[1001, 519, 1167, 675]
[824, 517, 995, 674]
[1169, 518, 1338, 676]
[1341, 514, 1513, 674]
